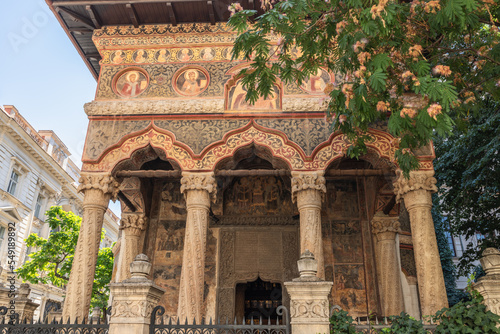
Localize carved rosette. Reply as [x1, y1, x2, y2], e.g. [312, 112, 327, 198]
[291, 171, 326, 280]
[393, 170, 437, 203]
[63, 172, 120, 321]
[290, 300, 329, 319]
[111, 300, 156, 318]
[180, 172, 217, 203]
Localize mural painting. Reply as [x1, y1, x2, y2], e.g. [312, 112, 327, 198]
[300, 68, 331, 94]
[322, 180, 370, 315]
[156, 49, 170, 62]
[114, 69, 149, 98]
[226, 79, 281, 111]
[223, 176, 295, 216]
[200, 47, 215, 61]
[173, 67, 209, 96]
[153, 180, 217, 319]
[177, 48, 193, 61]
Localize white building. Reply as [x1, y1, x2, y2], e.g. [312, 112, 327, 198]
[0, 105, 119, 319]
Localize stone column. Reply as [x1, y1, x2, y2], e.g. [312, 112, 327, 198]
[393, 170, 448, 316]
[285, 250, 333, 334]
[371, 211, 404, 316]
[291, 171, 326, 279]
[177, 172, 216, 323]
[118, 213, 147, 281]
[474, 248, 500, 316]
[109, 254, 165, 334]
[63, 172, 119, 321]
[14, 283, 39, 322]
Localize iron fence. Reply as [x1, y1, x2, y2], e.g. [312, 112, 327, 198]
[150, 306, 290, 334]
[0, 306, 109, 334]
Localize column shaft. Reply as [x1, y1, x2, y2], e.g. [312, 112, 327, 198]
[371, 212, 404, 316]
[177, 172, 216, 323]
[292, 172, 326, 279]
[63, 173, 118, 321]
[119, 214, 147, 281]
[394, 171, 448, 316]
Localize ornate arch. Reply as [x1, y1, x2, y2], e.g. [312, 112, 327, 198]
[82, 122, 408, 173]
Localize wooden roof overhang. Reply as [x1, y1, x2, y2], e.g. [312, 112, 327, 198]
[46, 0, 261, 79]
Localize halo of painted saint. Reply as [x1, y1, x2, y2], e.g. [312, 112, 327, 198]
[300, 68, 332, 95]
[114, 69, 149, 98]
[227, 78, 281, 111]
[173, 66, 209, 96]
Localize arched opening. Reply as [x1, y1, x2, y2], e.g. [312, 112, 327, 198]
[235, 277, 283, 324]
[213, 145, 298, 322]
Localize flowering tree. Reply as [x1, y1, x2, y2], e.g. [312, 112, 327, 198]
[228, 0, 500, 174]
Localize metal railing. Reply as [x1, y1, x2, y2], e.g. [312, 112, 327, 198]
[150, 306, 291, 334]
[0, 306, 109, 334]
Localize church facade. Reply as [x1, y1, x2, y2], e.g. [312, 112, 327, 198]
[51, 20, 448, 324]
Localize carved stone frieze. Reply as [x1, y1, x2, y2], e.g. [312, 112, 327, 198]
[111, 300, 156, 318]
[290, 300, 329, 319]
[213, 216, 298, 226]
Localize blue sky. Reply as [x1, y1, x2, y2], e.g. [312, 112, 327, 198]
[0, 0, 121, 214]
[0, 0, 95, 162]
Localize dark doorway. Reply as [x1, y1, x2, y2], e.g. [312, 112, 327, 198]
[235, 278, 282, 324]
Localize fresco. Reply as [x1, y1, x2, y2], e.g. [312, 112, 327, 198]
[227, 79, 281, 111]
[156, 49, 170, 63]
[114, 69, 148, 98]
[300, 68, 332, 94]
[173, 66, 209, 96]
[224, 176, 295, 216]
[177, 48, 193, 62]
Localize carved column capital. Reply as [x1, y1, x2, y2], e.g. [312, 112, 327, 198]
[371, 211, 400, 240]
[180, 172, 217, 202]
[120, 213, 147, 236]
[291, 171, 326, 203]
[78, 172, 120, 204]
[393, 170, 437, 203]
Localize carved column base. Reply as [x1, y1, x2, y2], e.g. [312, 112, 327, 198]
[284, 281, 333, 334]
[474, 248, 500, 316]
[14, 284, 39, 322]
[109, 255, 165, 334]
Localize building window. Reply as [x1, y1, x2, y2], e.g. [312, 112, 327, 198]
[34, 194, 45, 219]
[7, 170, 20, 195]
[445, 231, 456, 257]
[0, 225, 6, 257]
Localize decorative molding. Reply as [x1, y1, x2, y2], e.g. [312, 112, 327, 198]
[291, 171, 326, 203]
[111, 299, 156, 318]
[213, 216, 298, 226]
[84, 97, 326, 116]
[393, 170, 437, 202]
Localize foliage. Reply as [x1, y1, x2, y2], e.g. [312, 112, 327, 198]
[330, 309, 357, 334]
[432, 198, 468, 306]
[228, 0, 500, 175]
[433, 278, 500, 333]
[385, 312, 426, 333]
[433, 98, 500, 277]
[17, 206, 114, 311]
